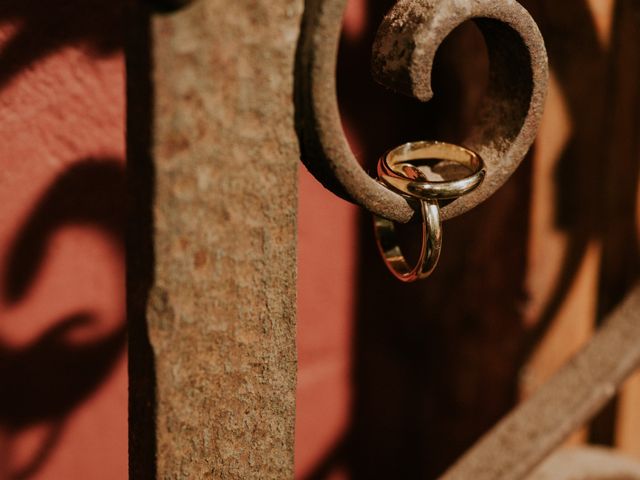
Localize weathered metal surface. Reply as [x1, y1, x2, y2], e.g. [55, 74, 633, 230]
[527, 447, 640, 480]
[296, 0, 548, 223]
[128, 0, 302, 477]
[441, 284, 640, 480]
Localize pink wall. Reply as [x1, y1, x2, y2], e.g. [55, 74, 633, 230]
[295, 2, 365, 477]
[0, 1, 126, 478]
[296, 167, 357, 478]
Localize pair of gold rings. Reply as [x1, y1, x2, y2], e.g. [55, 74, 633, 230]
[374, 141, 486, 282]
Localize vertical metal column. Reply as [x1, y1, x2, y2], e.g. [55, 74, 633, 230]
[128, 1, 302, 477]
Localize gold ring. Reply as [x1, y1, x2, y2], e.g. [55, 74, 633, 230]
[373, 141, 484, 282]
[377, 141, 485, 200]
[373, 198, 442, 282]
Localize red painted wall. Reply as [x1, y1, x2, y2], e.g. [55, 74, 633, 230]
[295, 1, 364, 477]
[0, 1, 126, 478]
[296, 167, 357, 478]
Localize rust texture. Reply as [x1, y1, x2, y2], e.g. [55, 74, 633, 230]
[129, 0, 302, 477]
[296, 0, 548, 223]
[442, 284, 640, 480]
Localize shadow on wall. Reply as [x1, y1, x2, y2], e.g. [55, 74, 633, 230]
[0, 2, 127, 478]
[0, 0, 122, 91]
[0, 160, 126, 479]
[302, 0, 640, 478]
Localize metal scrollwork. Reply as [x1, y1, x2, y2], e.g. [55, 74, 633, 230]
[295, 0, 549, 222]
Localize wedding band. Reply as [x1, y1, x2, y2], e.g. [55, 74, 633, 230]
[373, 141, 484, 282]
[373, 198, 442, 282]
[378, 141, 485, 200]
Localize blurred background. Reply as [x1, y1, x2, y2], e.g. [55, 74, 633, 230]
[0, 0, 638, 478]
[296, 0, 640, 478]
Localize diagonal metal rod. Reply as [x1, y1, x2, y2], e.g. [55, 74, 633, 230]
[442, 284, 640, 480]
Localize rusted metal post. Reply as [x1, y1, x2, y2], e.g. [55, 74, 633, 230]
[127, 0, 302, 477]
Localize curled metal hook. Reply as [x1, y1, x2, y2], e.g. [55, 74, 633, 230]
[295, 0, 549, 223]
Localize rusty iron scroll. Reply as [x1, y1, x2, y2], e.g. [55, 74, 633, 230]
[296, 0, 548, 223]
